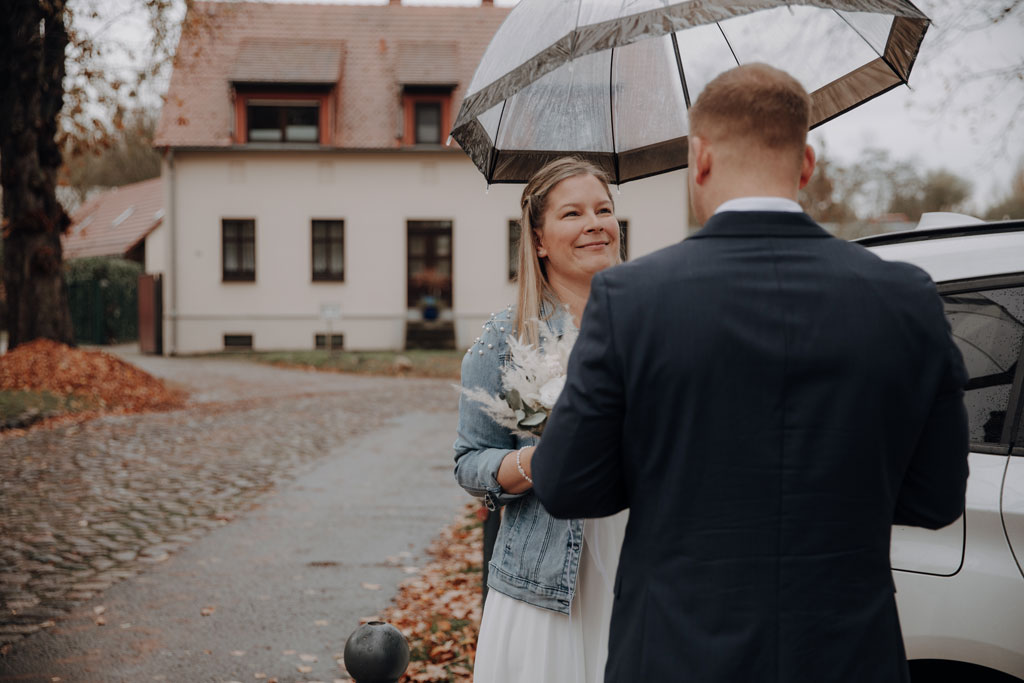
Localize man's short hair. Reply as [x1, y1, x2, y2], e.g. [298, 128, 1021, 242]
[689, 63, 811, 156]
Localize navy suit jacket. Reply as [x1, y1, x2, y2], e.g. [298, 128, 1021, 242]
[532, 211, 969, 683]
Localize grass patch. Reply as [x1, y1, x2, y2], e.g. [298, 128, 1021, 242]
[214, 349, 465, 379]
[0, 389, 98, 430]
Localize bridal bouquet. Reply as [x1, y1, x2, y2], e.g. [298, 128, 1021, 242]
[462, 325, 578, 438]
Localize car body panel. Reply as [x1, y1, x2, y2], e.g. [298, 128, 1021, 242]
[894, 454, 1024, 677]
[866, 223, 1024, 679]
[890, 515, 963, 575]
[867, 230, 1024, 284]
[1004, 456, 1024, 580]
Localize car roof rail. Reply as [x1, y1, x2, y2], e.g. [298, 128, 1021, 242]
[855, 219, 1024, 247]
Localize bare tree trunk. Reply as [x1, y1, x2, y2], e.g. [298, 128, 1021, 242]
[0, 0, 74, 350]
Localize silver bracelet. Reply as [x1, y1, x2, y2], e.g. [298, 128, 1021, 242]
[515, 447, 533, 484]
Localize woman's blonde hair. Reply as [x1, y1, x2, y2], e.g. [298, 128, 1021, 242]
[514, 157, 615, 345]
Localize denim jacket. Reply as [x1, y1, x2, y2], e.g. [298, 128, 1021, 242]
[453, 303, 583, 614]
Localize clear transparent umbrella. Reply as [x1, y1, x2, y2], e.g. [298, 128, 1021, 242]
[450, 0, 930, 185]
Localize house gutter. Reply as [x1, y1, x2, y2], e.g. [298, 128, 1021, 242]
[167, 148, 179, 356]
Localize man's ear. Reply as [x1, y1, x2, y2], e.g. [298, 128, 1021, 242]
[798, 144, 816, 190]
[692, 136, 712, 186]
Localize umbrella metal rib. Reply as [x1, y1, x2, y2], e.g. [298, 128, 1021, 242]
[716, 22, 742, 67]
[669, 32, 693, 109]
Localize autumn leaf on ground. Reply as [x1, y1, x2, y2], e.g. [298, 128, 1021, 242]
[200, 606, 215, 616]
[374, 503, 485, 683]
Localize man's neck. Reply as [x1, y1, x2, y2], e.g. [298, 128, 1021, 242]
[714, 196, 804, 214]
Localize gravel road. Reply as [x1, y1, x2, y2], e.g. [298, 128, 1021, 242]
[0, 351, 468, 682]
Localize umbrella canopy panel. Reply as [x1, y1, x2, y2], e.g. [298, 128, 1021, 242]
[452, 0, 929, 184]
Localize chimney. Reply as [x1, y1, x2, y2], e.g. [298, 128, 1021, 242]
[481, 0, 493, 5]
[389, 0, 400, 5]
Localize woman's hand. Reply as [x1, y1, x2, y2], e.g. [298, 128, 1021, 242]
[497, 446, 536, 494]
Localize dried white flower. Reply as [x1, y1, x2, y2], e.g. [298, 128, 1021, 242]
[537, 375, 566, 410]
[459, 318, 578, 437]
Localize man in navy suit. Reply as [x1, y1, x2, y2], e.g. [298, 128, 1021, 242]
[531, 63, 969, 683]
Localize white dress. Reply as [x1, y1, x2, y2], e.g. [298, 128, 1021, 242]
[473, 510, 629, 683]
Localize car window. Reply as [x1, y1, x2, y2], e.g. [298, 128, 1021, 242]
[942, 285, 1024, 446]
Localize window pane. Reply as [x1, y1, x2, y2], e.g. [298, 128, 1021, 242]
[225, 243, 239, 271]
[619, 220, 629, 261]
[330, 242, 344, 273]
[409, 234, 427, 257]
[509, 219, 521, 280]
[247, 105, 282, 142]
[242, 242, 255, 271]
[313, 245, 327, 272]
[435, 234, 451, 257]
[943, 286, 1024, 444]
[285, 104, 319, 142]
[408, 257, 426, 275]
[313, 223, 326, 240]
[415, 102, 441, 144]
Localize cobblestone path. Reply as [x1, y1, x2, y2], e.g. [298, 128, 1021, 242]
[0, 354, 460, 659]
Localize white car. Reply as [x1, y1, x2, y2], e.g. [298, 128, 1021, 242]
[860, 217, 1024, 682]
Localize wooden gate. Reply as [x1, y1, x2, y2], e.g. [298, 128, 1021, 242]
[138, 273, 163, 355]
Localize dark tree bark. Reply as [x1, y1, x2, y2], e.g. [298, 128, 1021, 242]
[0, 0, 75, 350]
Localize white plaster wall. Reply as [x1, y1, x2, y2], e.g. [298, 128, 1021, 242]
[144, 222, 168, 275]
[166, 150, 687, 354]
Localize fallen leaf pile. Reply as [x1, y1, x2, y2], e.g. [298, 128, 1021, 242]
[0, 339, 186, 414]
[378, 502, 486, 682]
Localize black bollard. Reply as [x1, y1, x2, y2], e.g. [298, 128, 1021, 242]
[343, 621, 410, 683]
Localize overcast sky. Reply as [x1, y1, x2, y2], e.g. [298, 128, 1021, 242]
[89, 0, 1023, 210]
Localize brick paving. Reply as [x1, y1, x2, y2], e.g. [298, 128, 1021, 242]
[0, 353, 460, 656]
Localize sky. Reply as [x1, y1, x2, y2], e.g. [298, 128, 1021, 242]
[84, 0, 1024, 210]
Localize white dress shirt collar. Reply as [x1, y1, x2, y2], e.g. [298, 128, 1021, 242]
[714, 197, 804, 214]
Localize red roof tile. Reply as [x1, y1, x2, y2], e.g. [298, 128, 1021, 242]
[232, 38, 344, 84]
[62, 177, 163, 260]
[154, 1, 511, 149]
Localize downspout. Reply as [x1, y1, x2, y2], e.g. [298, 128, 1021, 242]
[167, 148, 179, 355]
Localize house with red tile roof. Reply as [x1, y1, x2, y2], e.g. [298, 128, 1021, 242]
[151, 0, 687, 354]
[63, 177, 164, 263]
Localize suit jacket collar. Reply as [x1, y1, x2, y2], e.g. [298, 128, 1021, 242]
[690, 211, 833, 239]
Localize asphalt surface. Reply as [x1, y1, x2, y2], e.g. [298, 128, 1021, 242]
[0, 350, 466, 682]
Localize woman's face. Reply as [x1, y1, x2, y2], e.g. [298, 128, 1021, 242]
[536, 174, 620, 287]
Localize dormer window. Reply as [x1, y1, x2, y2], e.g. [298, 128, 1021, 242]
[230, 38, 342, 145]
[402, 88, 453, 146]
[396, 41, 458, 147]
[246, 100, 320, 143]
[235, 92, 330, 144]
[414, 101, 442, 144]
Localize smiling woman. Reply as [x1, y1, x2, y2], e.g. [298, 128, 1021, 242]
[513, 158, 620, 346]
[535, 174, 621, 308]
[454, 156, 629, 683]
